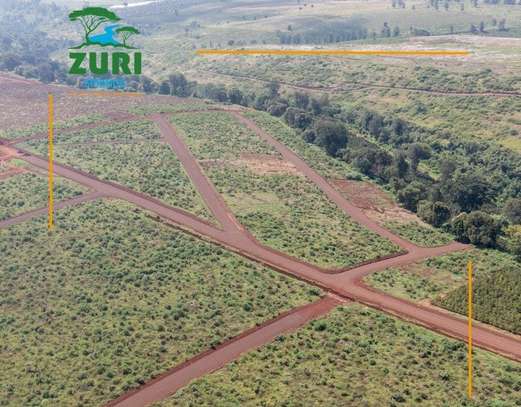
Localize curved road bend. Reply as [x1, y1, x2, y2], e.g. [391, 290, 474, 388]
[13, 137, 521, 362]
[106, 295, 344, 407]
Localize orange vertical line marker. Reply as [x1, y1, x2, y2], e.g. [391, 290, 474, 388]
[48, 93, 54, 230]
[467, 260, 473, 399]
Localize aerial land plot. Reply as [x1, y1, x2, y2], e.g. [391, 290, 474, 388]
[366, 248, 521, 334]
[158, 304, 521, 407]
[0, 199, 319, 406]
[20, 121, 214, 223]
[0, 161, 86, 221]
[171, 111, 399, 268]
[244, 111, 453, 248]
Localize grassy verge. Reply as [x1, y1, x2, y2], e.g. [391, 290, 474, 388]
[384, 220, 454, 247]
[159, 304, 521, 407]
[0, 200, 319, 406]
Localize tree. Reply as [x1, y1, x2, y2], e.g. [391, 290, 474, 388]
[116, 26, 140, 48]
[503, 198, 521, 224]
[451, 211, 503, 247]
[418, 200, 451, 227]
[503, 225, 521, 259]
[407, 143, 431, 172]
[397, 181, 427, 211]
[69, 7, 121, 47]
[158, 81, 170, 95]
[314, 120, 348, 156]
[441, 171, 495, 212]
[393, 151, 409, 178]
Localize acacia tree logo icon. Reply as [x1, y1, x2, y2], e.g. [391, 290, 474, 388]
[69, 7, 140, 49]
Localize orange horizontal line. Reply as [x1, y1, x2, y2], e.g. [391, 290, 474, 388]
[197, 49, 471, 56]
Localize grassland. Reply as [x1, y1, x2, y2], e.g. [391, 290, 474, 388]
[20, 122, 214, 222]
[159, 304, 521, 407]
[242, 110, 360, 179]
[0, 199, 319, 406]
[171, 111, 399, 268]
[366, 248, 521, 334]
[384, 220, 454, 247]
[0, 165, 86, 221]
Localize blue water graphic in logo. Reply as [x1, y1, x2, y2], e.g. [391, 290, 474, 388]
[88, 24, 123, 47]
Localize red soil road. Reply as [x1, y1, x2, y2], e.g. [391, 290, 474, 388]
[12, 124, 521, 363]
[231, 111, 417, 252]
[152, 114, 246, 234]
[0, 191, 104, 229]
[106, 294, 345, 407]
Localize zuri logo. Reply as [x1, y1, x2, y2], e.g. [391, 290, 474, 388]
[68, 7, 142, 78]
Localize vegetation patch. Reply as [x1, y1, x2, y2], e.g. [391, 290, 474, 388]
[21, 124, 214, 222]
[367, 248, 521, 334]
[383, 220, 454, 247]
[161, 304, 521, 407]
[209, 165, 399, 269]
[0, 170, 86, 221]
[0, 200, 319, 406]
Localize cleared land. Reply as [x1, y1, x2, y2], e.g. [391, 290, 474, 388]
[0, 162, 86, 221]
[158, 304, 521, 407]
[171, 111, 400, 268]
[19, 121, 215, 223]
[0, 199, 319, 406]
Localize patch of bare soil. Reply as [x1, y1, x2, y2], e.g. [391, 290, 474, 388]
[331, 178, 429, 226]
[200, 154, 302, 176]
[0, 146, 19, 161]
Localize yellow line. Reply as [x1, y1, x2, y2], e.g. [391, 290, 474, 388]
[48, 93, 54, 230]
[196, 49, 471, 56]
[467, 260, 473, 399]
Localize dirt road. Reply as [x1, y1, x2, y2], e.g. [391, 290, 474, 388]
[2, 108, 519, 406]
[107, 295, 345, 407]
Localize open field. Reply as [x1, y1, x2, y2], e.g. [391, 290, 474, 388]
[19, 122, 215, 223]
[366, 248, 521, 334]
[159, 304, 521, 407]
[0, 199, 319, 406]
[0, 161, 86, 221]
[171, 110, 400, 268]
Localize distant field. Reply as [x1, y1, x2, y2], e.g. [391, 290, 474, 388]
[0, 200, 319, 406]
[20, 121, 215, 222]
[172, 110, 400, 268]
[159, 304, 521, 406]
[366, 248, 521, 334]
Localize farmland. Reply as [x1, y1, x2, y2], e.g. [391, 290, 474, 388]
[160, 304, 521, 407]
[0, 199, 319, 406]
[1, 0, 521, 405]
